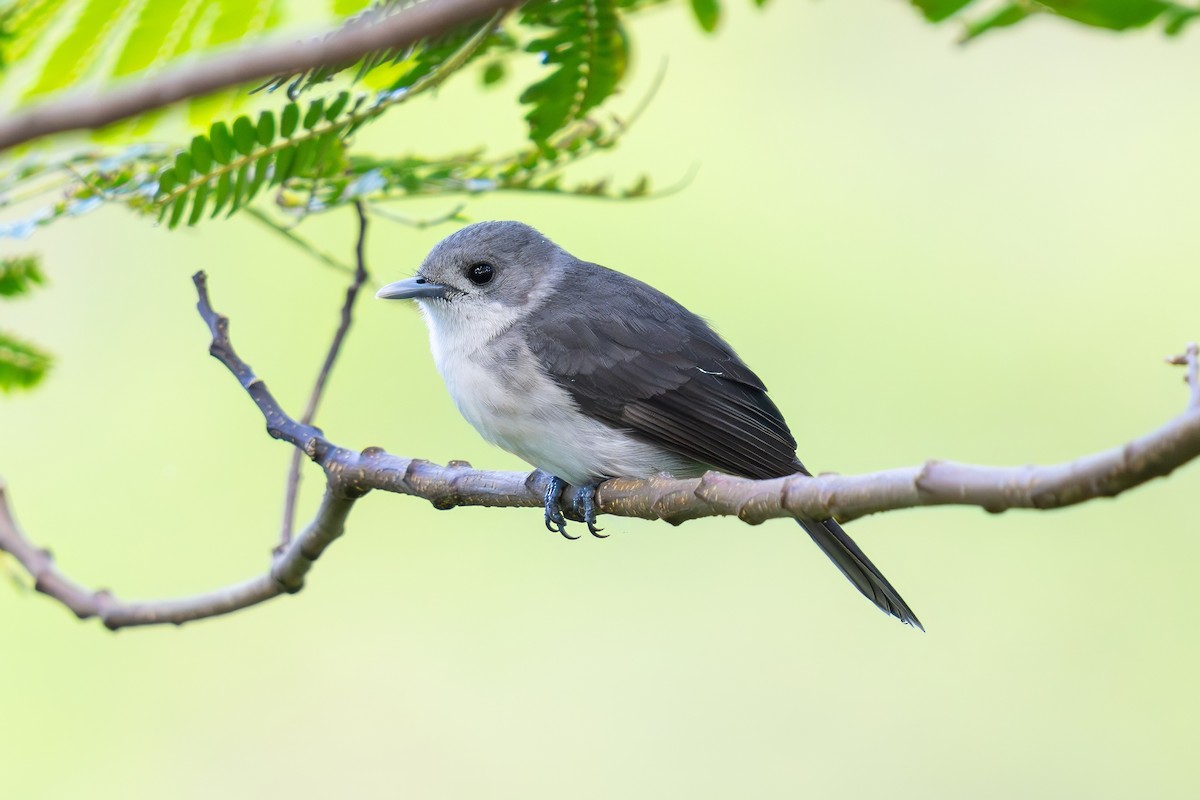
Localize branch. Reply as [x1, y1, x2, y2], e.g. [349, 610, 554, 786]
[0, 274, 362, 629]
[0, 472, 353, 630]
[0, 0, 521, 153]
[280, 202, 370, 549]
[1166, 341, 1200, 409]
[2, 274, 1197, 629]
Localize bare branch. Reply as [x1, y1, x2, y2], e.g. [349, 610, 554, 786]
[243, 208, 356, 276]
[0, 0, 521, 153]
[297, 344, 1200, 527]
[2, 272, 1197, 630]
[0, 274, 366, 629]
[280, 202, 370, 549]
[0, 472, 353, 630]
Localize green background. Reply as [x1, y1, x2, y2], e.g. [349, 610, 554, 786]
[3, 2, 1199, 797]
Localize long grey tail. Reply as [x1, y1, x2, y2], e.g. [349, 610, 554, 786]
[797, 517, 923, 630]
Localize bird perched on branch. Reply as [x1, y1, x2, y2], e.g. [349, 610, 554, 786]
[377, 221, 921, 629]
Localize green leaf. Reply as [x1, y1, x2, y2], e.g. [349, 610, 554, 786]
[482, 61, 505, 86]
[23, 0, 133, 98]
[332, 0, 372, 14]
[267, 2, 507, 99]
[916, 0, 1172, 36]
[174, 151, 194, 181]
[313, 131, 342, 175]
[281, 102, 300, 137]
[962, 3, 1032, 41]
[0, 256, 45, 297]
[228, 163, 252, 215]
[206, 0, 270, 48]
[256, 111, 276, 146]
[190, 135, 214, 173]
[210, 171, 234, 217]
[4, 0, 69, 64]
[232, 116, 256, 155]
[210, 122, 235, 164]
[690, 0, 720, 32]
[303, 98, 326, 129]
[272, 146, 297, 185]
[521, 0, 629, 142]
[167, 193, 188, 229]
[154, 167, 176, 195]
[1038, 0, 1166, 30]
[0, 332, 52, 393]
[187, 181, 210, 226]
[911, 0, 973, 23]
[326, 91, 351, 121]
[112, 0, 202, 77]
[292, 138, 318, 175]
[249, 154, 271, 198]
[1163, 6, 1200, 34]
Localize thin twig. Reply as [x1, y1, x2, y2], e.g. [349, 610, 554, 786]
[0, 0, 521, 153]
[367, 202, 467, 229]
[0, 474, 354, 628]
[279, 202, 370, 549]
[1165, 342, 1200, 409]
[243, 207, 355, 275]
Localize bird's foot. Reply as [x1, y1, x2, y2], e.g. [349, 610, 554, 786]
[543, 475, 576, 539]
[541, 474, 605, 539]
[570, 484, 606, 538]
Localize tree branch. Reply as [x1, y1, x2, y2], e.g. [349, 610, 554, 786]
[280, 201, 370, 550]
[0, 0, 521, 153]
[0, 471, 353, 630]
[1, 273, 1197, 630]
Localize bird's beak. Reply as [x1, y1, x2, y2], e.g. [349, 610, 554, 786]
[375, 276, 448, 300]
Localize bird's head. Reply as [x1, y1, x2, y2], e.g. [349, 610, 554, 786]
[376, 221, 566, 322]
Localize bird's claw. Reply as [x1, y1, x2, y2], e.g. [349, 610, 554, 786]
[541, 474, 604, 539]
[572, 485, 606, 538]
[543, 475, 578, 539]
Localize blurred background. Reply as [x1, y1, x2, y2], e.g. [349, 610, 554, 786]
[3, 1, 1199, 797]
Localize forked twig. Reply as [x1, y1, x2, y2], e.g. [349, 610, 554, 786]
[279, 202, 370, 550]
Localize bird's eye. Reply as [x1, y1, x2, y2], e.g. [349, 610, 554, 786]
[467, 262, 494, 285]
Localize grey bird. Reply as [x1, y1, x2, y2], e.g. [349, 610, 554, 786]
[377, 221, 922, 629]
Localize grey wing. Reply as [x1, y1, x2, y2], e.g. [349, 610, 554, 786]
[529, 263, 923, 628]
[525, 264, 802, 480]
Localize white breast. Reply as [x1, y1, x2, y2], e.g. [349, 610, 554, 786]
[418, 298, 689, 485]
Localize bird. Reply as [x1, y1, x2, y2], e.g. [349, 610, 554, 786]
[376, 221, 922, 629]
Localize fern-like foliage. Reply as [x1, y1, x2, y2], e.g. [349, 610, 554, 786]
[0, 109, 654, 240]
[288, 115, 653, 209]
[11, 0, 282, 99]
[0, 332, 52, 392]
[0, 255, 45, 296]
[912, 0, 1199, 40]
[0, 4, 16, 71]
[1, 0, 287, 134]
[259, 1, 513, 98]
[2, 0, 69, 66]
[154, 97, 354, 228]
[520, 0, 628, 144]
[0, 0, 725, 241]
[149, 12, 498, 228]
[0, 254, 51, 392]
[266, 0, 635, 145]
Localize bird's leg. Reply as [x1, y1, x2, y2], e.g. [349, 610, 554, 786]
[540, 474, 605, 539]
[542, 474, 577, 539]
[570, 483, 606, 538]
